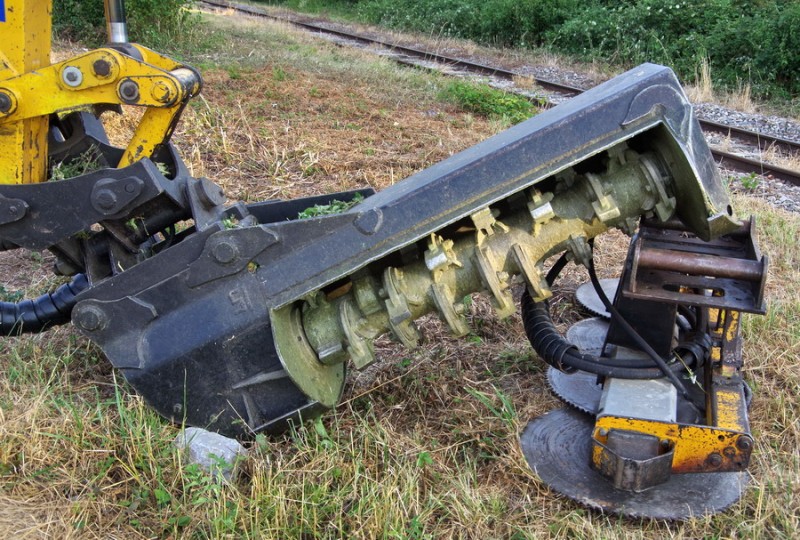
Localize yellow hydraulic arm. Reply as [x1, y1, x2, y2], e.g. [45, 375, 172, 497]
[0, 0, 201, 184]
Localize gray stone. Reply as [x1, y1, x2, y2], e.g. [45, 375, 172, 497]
[173, 427, 248, 481]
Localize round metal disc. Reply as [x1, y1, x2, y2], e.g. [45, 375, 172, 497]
[575, 278, 620, 318]
[520, 408, 748, 519]
[547, 318, 609, 413]
[565, 317, 609, 355]
[546, 368, 602, 414]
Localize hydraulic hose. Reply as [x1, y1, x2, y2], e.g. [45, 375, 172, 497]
[585, 249, 692, 399]
[0, 274, 89, 335]
[521, 293, 692, 378]
[521, 253, 704, 381]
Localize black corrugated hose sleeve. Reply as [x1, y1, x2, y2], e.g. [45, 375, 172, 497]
[521, 251, 702, 380]
[520, 292, 675, 379]
[0, 274, 89, 335]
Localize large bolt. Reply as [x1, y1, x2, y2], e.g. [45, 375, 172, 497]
[736, 436, 753, 452]
[706, 452, 723, 468]
[119, 79, 140, 103]
[62, 66, 83, 87]
[92, 59, 112, 78]
[74, 305, 107, 332]
[212, 241, 238, 264]
[94, 189, 118, 211]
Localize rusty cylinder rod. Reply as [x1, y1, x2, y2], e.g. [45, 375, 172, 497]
[635, 247, 764, 282]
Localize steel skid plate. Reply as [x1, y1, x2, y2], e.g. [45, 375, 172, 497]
[520, 408, 748, 519]
[575, 278, 620, 318]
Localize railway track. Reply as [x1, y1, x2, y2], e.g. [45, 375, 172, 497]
[199, 0, 800, 186]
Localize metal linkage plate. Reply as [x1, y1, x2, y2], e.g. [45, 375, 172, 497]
[520, 408, 748, 519]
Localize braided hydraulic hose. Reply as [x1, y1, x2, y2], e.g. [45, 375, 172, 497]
[0, 274, 89, 335]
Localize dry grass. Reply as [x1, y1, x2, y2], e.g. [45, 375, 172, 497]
[686, 57, 758, 114]
[685, 57, 715, 104]
[1, 12, 799, 539]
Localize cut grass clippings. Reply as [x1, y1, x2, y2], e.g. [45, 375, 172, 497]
[1, 10, 798, 539]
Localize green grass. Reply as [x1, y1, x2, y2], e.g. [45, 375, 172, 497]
[297, 192, 364, 219]
[439, 81, 537, 126]
[262, 0, 800, 105]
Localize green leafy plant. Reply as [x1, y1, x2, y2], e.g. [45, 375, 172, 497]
[297, 192, 364, 219]
[439, 80, 535, 124]
[740, 172, 761, 190]
[272, 0, 800, 99]
[49, 146, 103, 181]
[53, 0, 201, 51]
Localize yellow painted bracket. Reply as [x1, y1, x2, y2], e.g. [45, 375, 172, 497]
[0, 36, 201, 182]
[592, 415, 753, 474]
[0, 47, 199, 122]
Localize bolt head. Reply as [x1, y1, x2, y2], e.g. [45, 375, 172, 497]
[75, 305, 106, 332]
[95, 189, 118, 211]
[92, 59, 112, 77]
[212, 241, 238, 264]
[706, 452, 723, 468]
[62, 66, 84, 87]
[119, 79, 140, 102]
[736, 436, 753, 452]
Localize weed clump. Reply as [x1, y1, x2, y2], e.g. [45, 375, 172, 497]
[439, 81, 536, 124]
[298, 192, 364, 219]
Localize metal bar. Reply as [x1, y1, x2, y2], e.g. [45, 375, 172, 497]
[711, 149, 800, 186]
[636, 247, 764, 282]
[104, 0, 128, 43]
[700, 118, 800, 152]
[0, 0, 51, 184]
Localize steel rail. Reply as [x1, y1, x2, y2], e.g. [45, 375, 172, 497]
[198, 0, 800, 185]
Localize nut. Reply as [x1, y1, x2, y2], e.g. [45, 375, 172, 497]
[62, 66, 83, 87]
[94, 189, 118, 211]
[119, 79, 140, 103]
[92, 59, 112, 78]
